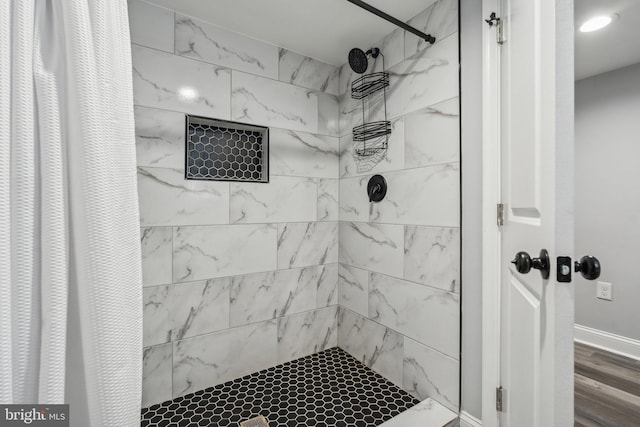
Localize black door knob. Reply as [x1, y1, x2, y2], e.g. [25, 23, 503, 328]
[575, 255, 601, 280]
[511, 249, 550, 279]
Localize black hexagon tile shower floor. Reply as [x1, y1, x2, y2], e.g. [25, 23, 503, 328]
[140, 347, 419, 427]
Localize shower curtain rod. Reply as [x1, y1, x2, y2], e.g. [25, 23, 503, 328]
[345, 0, 436, 45]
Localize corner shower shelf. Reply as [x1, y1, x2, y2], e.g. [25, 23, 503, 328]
[351, 70, 390, 158]
[352, 120, 392, 141]
[351, 72, 389, 99]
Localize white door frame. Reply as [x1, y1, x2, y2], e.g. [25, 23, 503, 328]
[480, 0, 576, 425]
[480, 0, 502, 425]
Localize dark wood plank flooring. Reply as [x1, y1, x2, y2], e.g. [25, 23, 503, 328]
[575, 342, 640, 426]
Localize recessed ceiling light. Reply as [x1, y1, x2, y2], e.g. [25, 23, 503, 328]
[579, 15, 615, 32]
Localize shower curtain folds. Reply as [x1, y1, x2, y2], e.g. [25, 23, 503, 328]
[0, 1, 142, 426]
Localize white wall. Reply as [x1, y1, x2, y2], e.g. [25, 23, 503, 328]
[460, 0, 483, 420]
[129, 0, 341, 407]
[575, 62, 640, 341]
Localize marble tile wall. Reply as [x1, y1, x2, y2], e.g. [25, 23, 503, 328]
[131, 0, 461, 413]
[336, 0, 461, 413]
[129, 0, 340, 407]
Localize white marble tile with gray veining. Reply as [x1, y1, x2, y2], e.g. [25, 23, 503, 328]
[405, 0, 458, 59]
[370, 163, 459, 227]
[141, 227, 172, 287]
[370, 28, 405, 72]
[403, 338, 460, 411]
[405, 97, 459, 169]
[369, 273, 459, 358]
[277, 306, 338, 364]
[175, 15, 278, 79]
[378, 398, 457, 427]
[142, 344, 173, 407]
[232, 72, 318, 134]
[338, 264, 369, 317]
[173, 224, 277, 282]
[339, 222, 404, 278]
[229, 266, 319, 327]
[318, 93, 340, 137]
[405, 226, 460, 293]
[132, 45, 231, 118]
[172, 320, 277, 397]
[143, 285, 172, 346]
[278, 49, 339, 95]
[386, 33, 458, 119]
[169, 278, 231, 341]
[318, 179, 338, 222]
[339, 91, 386, 140]
[269, 128, 339, 178]
[137, 167, 229, 226]
[337, 58, 372, 138]
[316, 263, 338, 308]
[338, 175, 369, 222]
[128, 0, 174, 53]
[143, 278, 231, 346]
[339, 63, 356, 100]
[337, 307, 403, 386]
[134, 106, 185, 170]
[230, 176, 317, 223]
[277, 222, 338, 269]
[339, 117, 404, 178]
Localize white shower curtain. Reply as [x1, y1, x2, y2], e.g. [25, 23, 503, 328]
[0, 1, 142, 426]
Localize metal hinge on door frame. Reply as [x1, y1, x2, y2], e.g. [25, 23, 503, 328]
[497, 203, 504, 227]
[485, 12, 504, 44]
[496, 386, 504, 412]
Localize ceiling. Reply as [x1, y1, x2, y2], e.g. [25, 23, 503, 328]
[144, 0, 437, 66]
[575, 0, 640, 80]
[144, 0, 640, 78]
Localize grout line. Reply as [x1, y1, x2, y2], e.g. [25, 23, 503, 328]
[140, 218, 459, 229]
[146, 305, 340, 350]
[131, 41, 338, 103]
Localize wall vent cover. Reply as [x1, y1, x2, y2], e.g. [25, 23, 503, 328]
[185, 115, 269, 183]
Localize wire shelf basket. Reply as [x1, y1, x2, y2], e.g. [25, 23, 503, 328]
[352, 120, 391, 142]
[351, 72, 390, 100]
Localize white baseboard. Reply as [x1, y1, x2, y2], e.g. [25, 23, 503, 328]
[459, 411, 482, 427]
[574, 324, 640, 361]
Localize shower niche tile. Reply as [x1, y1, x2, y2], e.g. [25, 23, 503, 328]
[186, 115, 269, 183]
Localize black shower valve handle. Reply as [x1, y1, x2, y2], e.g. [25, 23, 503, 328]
[368, 184, 380, 202]
[367, 175, 387, 203]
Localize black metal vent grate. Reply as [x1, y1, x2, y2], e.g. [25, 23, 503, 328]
[185, 116, 269, 183]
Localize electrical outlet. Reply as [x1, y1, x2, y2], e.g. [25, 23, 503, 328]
[597, 281, 612, 301]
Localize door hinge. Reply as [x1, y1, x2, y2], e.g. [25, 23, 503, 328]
[485, 12, 504, 44]
[497, 203, 504, 227]
[496, 386, 504, 412]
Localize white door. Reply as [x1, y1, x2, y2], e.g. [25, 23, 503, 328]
[492, 0, 575, 425]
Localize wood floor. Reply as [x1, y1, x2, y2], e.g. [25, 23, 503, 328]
[575, 342, 640, 426]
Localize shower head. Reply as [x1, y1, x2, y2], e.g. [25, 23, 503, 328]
[348, 47, 381, 74]
[348, 48, 368, 74]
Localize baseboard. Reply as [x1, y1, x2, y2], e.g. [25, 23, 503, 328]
[574, 324, 640, 361]
[459, 410, 482, 427]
